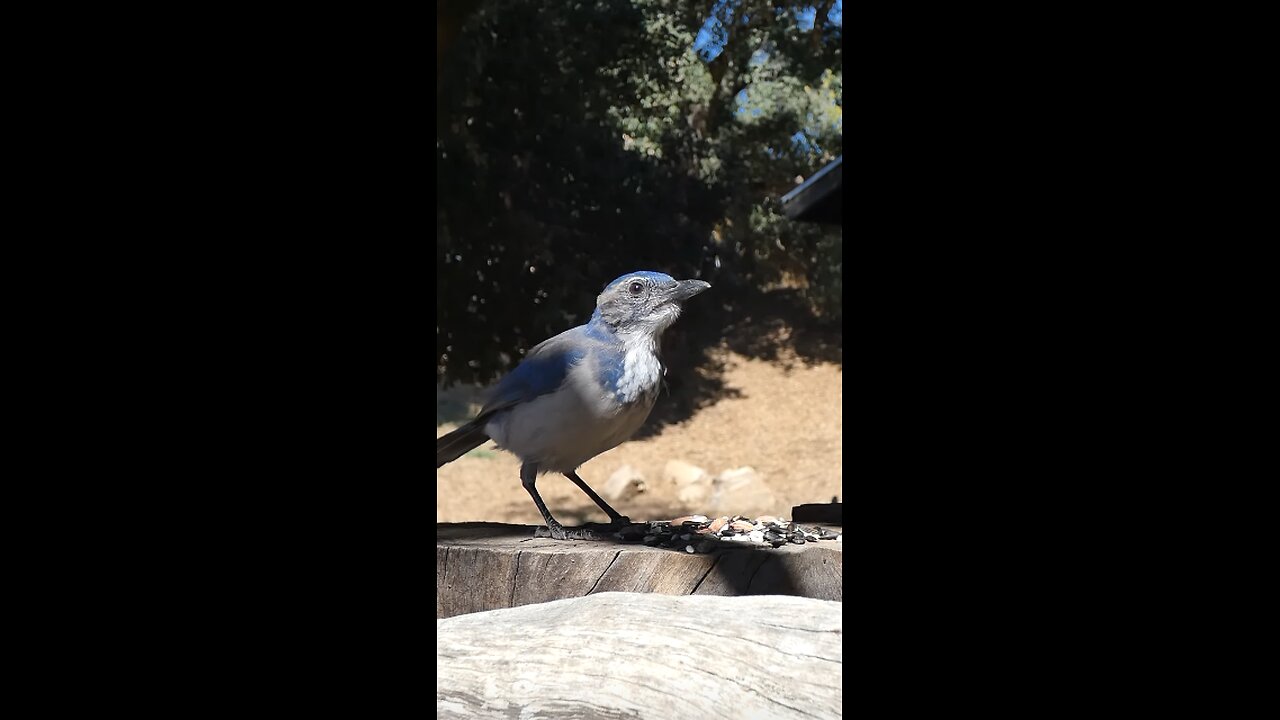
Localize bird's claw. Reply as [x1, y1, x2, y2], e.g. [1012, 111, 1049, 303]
[534, 523, 612, 541]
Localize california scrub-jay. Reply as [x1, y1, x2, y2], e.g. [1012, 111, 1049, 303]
[436, 270, 711, 539]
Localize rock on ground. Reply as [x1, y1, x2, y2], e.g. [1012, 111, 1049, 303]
[664, 459, 711, 505]
[708, 466, 779, 516]
[603, 464, 647, 502]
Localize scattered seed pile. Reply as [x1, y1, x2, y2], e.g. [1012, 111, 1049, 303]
[615, 514, 842, 553]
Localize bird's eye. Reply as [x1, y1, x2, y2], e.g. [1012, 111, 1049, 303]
[629, 281, 644, 295]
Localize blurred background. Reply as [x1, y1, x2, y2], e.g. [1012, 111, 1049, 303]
[437, 0, 842, 524]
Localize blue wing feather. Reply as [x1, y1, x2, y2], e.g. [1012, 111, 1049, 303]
[479, 330, 587, 416]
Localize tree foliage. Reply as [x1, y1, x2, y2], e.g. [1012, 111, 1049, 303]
[437, 0, 842, 386]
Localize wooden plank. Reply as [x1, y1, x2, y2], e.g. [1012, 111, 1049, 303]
[439, 546, 520, 618]
[436, 522, 843, 618]
[792, 502, 843, 524]
[437, 592, 843, 719]
[691, 548, 771, 596]
[589, 549, 717, 594]
[749, 548, 842, 600]
[511, 549, 620, 608]
[435, 545, 451, 618]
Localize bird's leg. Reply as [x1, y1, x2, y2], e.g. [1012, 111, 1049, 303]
[521, 463, 571, 539]
[521, 463, 606, 540]
[565, 471, 631, 527]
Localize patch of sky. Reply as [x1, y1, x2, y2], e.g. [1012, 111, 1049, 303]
[794, 6, 817, 31]
[733, 88, 764, 118]
[791, 130, 822, 155]
[695, 2, 839, 62]
[692, 0, 733, 62]
[794, 1, 842, 31]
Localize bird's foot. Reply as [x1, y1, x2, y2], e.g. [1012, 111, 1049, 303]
[534, 522, 611, 541]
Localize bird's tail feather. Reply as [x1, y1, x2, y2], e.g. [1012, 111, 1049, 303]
[436, 420, 491, 468]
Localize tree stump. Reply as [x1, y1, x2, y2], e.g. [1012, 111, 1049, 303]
[436, 522, 843, 619]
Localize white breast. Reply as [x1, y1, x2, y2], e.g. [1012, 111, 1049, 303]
[483, 348, 660, 473]
[615, 344, 663, 404]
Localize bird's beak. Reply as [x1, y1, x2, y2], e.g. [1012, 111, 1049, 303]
[670, 279, 711, 302]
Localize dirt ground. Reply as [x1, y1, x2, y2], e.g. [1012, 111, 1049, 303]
[436, 343, 842, 526]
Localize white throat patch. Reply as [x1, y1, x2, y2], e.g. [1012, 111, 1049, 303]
[615, 337, 663, 404]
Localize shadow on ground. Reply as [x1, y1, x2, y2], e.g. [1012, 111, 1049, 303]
[632, 283, 842, 439]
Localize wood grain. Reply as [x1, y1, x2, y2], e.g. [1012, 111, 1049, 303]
[437, 523, 843, 618]
[437, 592, 843, 719]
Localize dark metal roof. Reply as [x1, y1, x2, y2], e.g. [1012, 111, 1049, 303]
[780, 155, 842, 224]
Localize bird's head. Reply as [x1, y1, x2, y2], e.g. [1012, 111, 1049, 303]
[592, 270, 711, 337]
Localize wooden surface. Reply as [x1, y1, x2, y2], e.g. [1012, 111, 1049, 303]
[437, 523, 842, 619]
[792, 501, 843, 524]
[437, 591, 843, 719]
